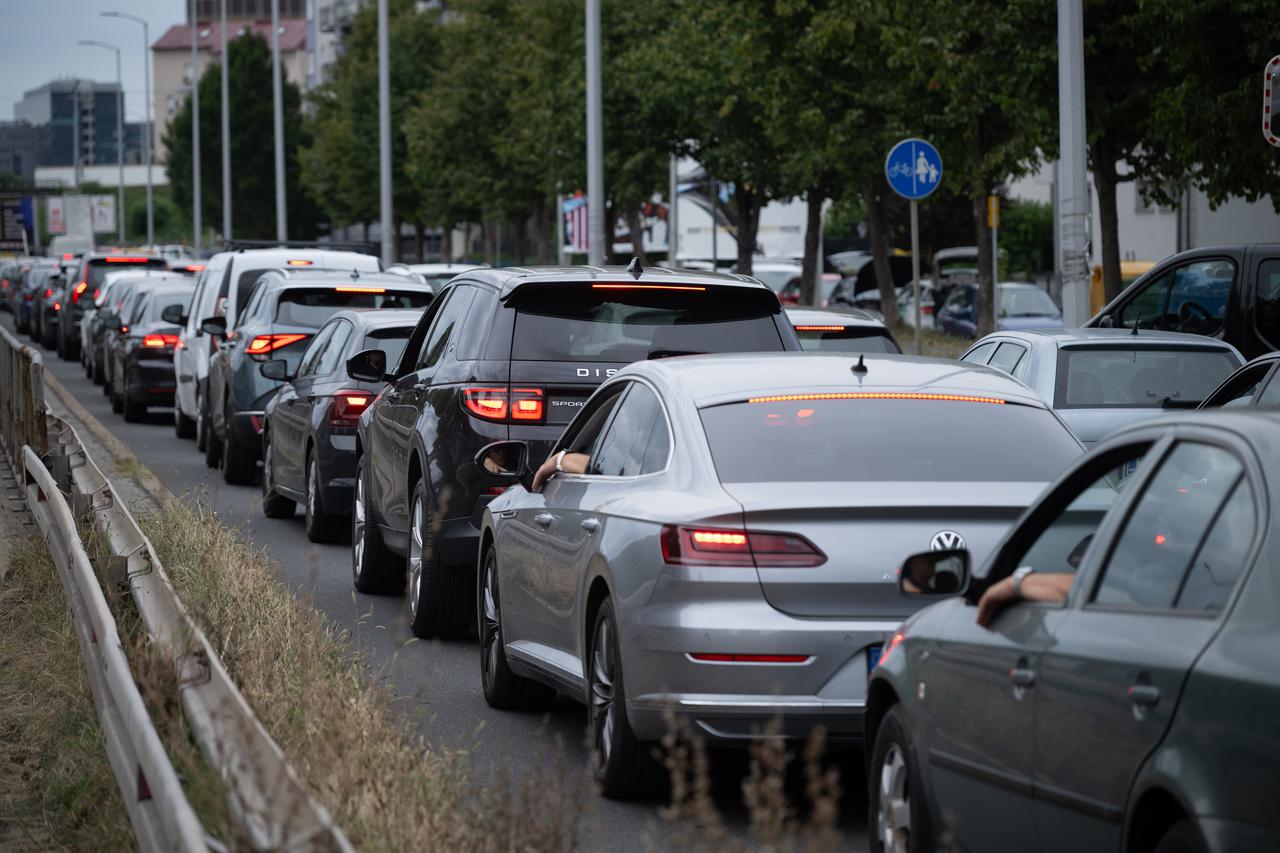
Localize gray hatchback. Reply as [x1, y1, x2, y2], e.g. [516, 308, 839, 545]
[866, 410, 1280, 853]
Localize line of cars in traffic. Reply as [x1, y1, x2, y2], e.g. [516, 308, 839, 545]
[4, 242, 1277, 852]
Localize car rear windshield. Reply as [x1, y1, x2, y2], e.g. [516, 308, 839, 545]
[1055, 346, 1239, 409]
[699, 398, 1080, 483]
[794, 327, 900, 353]
[275, 288, 432, 327]
[511, 284, 784, 362]
[87, 257, 166, 288]
[1001, 287, 1058, 317]
[147, 291, 192, 322]
[364, 326, 414, 369]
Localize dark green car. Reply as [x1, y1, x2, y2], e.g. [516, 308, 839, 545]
[866, 410, 1280, 853]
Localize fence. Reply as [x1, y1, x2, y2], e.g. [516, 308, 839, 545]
[0, 323, 46, 458]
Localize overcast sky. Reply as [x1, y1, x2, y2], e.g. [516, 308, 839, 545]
[0, 0, 187, 123]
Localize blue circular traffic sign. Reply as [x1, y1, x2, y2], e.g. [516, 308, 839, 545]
[885, 138, 943, 200]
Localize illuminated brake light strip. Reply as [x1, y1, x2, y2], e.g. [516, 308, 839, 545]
[793, 325, 846, 332]
[591, 284, 706, 292]
[105, 256, 150, 263]
[747, 392, 1006, 405]
[335, 286, 387, 293]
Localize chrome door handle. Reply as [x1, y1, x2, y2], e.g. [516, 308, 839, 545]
[580, 518, 600, 532]
[534, 513, 555, 528]
[413, 382, 429, 392]
[1009, 667, 1037, 688]
[1128, 684, 1160, 707]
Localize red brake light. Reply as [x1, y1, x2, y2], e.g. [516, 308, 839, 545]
[747, 392, 1005, 405]
[62, 253, 75, 260]
[660, 525, 827, 568]
[328, 391, 372, 427]
[922, 305, 934, 314]
[793, 325, 846, 332]
[53, 302, 61, 311]
[43, 288, 53, 298]
[142, 333, 179, 348]
[510, 388, 544, 421]
[105, 256, 150, 263]
[72, 281, 89, 303]
[246, 333, 309, 355]
[335, 286, 386, 293]
[185, 264, 204, 272]
[286, 259, 314, 266]
[879, 628, 906, 668]
[463, 387, 544, 423]
[591, 284, 706, 292]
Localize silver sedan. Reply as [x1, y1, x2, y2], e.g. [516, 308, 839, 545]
[474, 352, 1084, 798]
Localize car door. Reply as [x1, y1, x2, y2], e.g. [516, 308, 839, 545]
[1032, 438, 1260, 852]
[276, 322, 337, 493]
[1251, 256, 1280, 357]
[922, 439, 1152, 852]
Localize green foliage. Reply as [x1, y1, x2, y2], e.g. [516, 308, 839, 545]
[1000, 199, 1054, 279]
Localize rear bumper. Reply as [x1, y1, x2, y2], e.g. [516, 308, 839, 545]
[229, 410, 265, 451]
[125, 359, 178, 404]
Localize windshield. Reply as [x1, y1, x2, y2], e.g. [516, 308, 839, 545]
[511, 284, 784, 362]
[87, 257, 167, 289]
[700, 398, 1080, 483]
[147, 291, 193, 322]
[275, 288, 432, 328]
[1056, 347, 1239, 409]
[1000, 287, 1058, 317]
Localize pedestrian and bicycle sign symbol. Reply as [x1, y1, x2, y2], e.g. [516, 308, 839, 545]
[885, 138, 943, 200]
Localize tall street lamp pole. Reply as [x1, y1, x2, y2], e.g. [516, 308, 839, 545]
[220, 0, 232, 242]
[78, 40, 125, 243]
[584, 0, 604, 266]
[189, 0, 202, 255]
[1058, 0, 1089, 325]
[101, 11, 153, 247]
[377, 0, 393, 265]
[271, 0, 287, 242]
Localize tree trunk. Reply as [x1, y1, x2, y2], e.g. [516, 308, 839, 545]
[974, 194, 996, 338]
[514, 212, 527, 266]
[361, 221, 369, 243]
[863, 178, 898, 327]
[733, 183, 759, 276]
[626, 204, 646, 261]
[440, 224, 453, 263]
[482, 215, 494, 265]
[414, 222, 424, 262]
[799, 188, 824, 305]
[1091, 140, 1123, 306]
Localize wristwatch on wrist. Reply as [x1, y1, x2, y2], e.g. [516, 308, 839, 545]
[1012, 566, 1034, 597]
[554, 450, 567, 473]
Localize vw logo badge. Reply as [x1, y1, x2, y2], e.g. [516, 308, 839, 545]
[930, 530, 965, 551]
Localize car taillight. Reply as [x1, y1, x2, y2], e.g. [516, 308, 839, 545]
[53, 302, 61, 311]
[245, 333, 308, 355]
[329, 391, 372, 427]
[879, 628, 906, 667]
[462, 387, 545, 423]
[72, 281, 89, 303]
[660, 525, 826, 568]
[43, 288, 53, 298]
[143, 333, 179, 348]
[922, 305, 934, 315]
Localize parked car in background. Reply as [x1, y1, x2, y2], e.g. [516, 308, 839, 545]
[261, 309, 422, 541]
[961, 329, 1242, 447]
[30, 269, 67, 348]
[897, 280, 937, 330]
[172, 247, 382, 450]
[785, 307, 901, 353]
[91, 272, 170, 393]
[0, 258, 35, 313]
[475, 351, 1083, 798]
[13, 262, 58, 334]
[58, 253, 169, 361]
[1090, 259, 1155, 314]
[1198, 351, 1280, 409]
[739, 259, 801, 295]
[349, 265, 802, 640]
[868, 410, 1280, 853]
[386, 262, 486, 292]
[202, 269, 432, 485]
[107, 279, 195, 422]
[83, 269, 172, 383]
[1088, 243, 1280, 360]
[778, 272, 842, 307]
[937, 282, 1062, 337]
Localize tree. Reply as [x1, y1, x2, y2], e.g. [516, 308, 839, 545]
[164, 33, 323, 242]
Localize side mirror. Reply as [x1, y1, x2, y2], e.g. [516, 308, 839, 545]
[899, 549, 970, 598]
[474, 440, 532, 490]
[200, 316, 227, 338]
[259, 359, 292, 382]
[347, 348, 389, 383]
[161, 304, 185, 324]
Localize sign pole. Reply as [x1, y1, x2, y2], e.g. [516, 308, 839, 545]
[989, 195, 1000, 296]
[910, 200, 921, 355]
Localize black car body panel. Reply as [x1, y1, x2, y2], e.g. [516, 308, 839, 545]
[60, 253, 168, 358]
[110, 282, 195, 409]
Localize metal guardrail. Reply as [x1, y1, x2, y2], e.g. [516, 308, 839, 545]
[22, 446, 208, 852]
[0, 323, 47, 458]
[44, 416, 353, 853]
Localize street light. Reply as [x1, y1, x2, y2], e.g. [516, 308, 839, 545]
[100, 11, 153, 247]
[78, 39, 126, 244]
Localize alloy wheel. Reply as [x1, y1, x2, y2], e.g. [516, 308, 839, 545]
[307, 457, 319, 520]
[877, 743, 912, 853]
[591, 617, 616, 765]
[481, 553, 501, 692]
[352, 467, 366, 580]
[407, 495, 424, 617]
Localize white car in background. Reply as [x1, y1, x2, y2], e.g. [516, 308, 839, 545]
[386, 262, 488, 292]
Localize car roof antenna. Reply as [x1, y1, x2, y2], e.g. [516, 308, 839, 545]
[627, 257, 643, 279]
[351, 268, 360, 281]
[1131, 317, 1139, 335]
[852, 353, 868, 374]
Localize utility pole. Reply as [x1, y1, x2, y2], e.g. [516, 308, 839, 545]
[100, 12, 154, 246]
[190, 0, 202, 255]
[377, 0, 393, 265]
[584, 0, 604, 266]
[221, 0, 232, 242]
[72, 81, 82, 190]
[271, 0, 287, 242]
[1058, 0, 1089, 325]
[668, 155, 678, 265]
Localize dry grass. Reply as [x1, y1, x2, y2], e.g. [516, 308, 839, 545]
[891, 324, 972, 360]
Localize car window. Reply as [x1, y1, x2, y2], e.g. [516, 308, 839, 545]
[793, 325, 900, 353]
[363, 326, 414, 372]
[1092, 442, 1244, 610]
[1256, 371, 1280, 406]
[999, 288, 1058, 318]
[240, 282, 268, 325]
[587, 383, 669, 477]
[1118, 259, 1234, 334]
[317, 320, 354, 376]
[417, 286, 475, 370]
[960, 341, 998, 365]
[560, 384, 628, 455]
[1203, 361, 1272, 408]
[1256, 259, 1280, 350]
[1174, 478, 1256, 613]
[149, 291, 192, 323]
[233, 268, 273, 322]
[988, 342, 1027, 374]
[455, 287, 496, 361]
[1056, 346, 1239, 409]
[129, 294, 150, 325]
[943, 287, 974, 312]
[296, 323, 337, 378]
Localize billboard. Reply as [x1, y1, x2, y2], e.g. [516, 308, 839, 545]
[47, 196, 65, 235]
[91, 195, 116, 234]
[0, 197, 35, 253]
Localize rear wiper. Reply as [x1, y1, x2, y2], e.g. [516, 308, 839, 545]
[1161, 397, 1201, 409]
[648, 349, 706, 359]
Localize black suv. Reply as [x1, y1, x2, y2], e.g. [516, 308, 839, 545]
[347, 264, 801, 638]
[58, 253, 169, 360]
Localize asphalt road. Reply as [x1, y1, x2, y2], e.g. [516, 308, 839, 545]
[8, 313, 870, 850]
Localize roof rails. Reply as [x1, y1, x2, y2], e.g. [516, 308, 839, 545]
[221, 239, 379, 257]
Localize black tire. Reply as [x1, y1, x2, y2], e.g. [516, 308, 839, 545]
[1153, 820, 1207, 853]
[110, 383, 124, 414]
[406, 478, 473, 639]
[41, 324, 56, 349]
[589, 598, 656, 799]
[122, 390, 146, 423]
[479, 546, 556, 709]
[92, 348, 105, 385]
[304, 451, 344, 543]
[195, 392, 209, 452]
[351, 455, 403, 594]
[203, 409, 223, 469]
[222, 426, 256, 485]
[260, 431, 296, 519]
[174, 404, 196, 439]
[868, 705, 934, 853]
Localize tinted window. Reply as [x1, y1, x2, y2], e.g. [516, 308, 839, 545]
[1093, 443, 1243, 609]
[274, 288, 432, 328]
[562, 386, 627, 454]
[1257, 259, 1280, 349]
[794, 327, 900, 353]
[147, 291, 192, 322]
[418, 286, 474, 369]
[1257, 372, 1280, 406]
[364, 326, 414, 372]
[296, 323, 336, 377]
[511, 285, 783, 363]
[1056, 347, 1238, 409]
[318, 320, 354, 376]
[988, 342, 1027, 374]
[1175, 479, 1255, 613]
[961, 341, 998, 364]
[86, 257, 166, 289]
[234, 268, 273, 318]
[1118, 259, 1234, 334]
[455, 288, 496, 361]
[129, 294, 150, 324]
[1203, 361, 1271, 408]
[943, 286, 974, 312]
[1000, 288, 1058, 317]
[700, 399, 1081, 483]
[588, 383, 668, 476]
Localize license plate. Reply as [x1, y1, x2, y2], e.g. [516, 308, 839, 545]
[866, 645, 883, 677]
